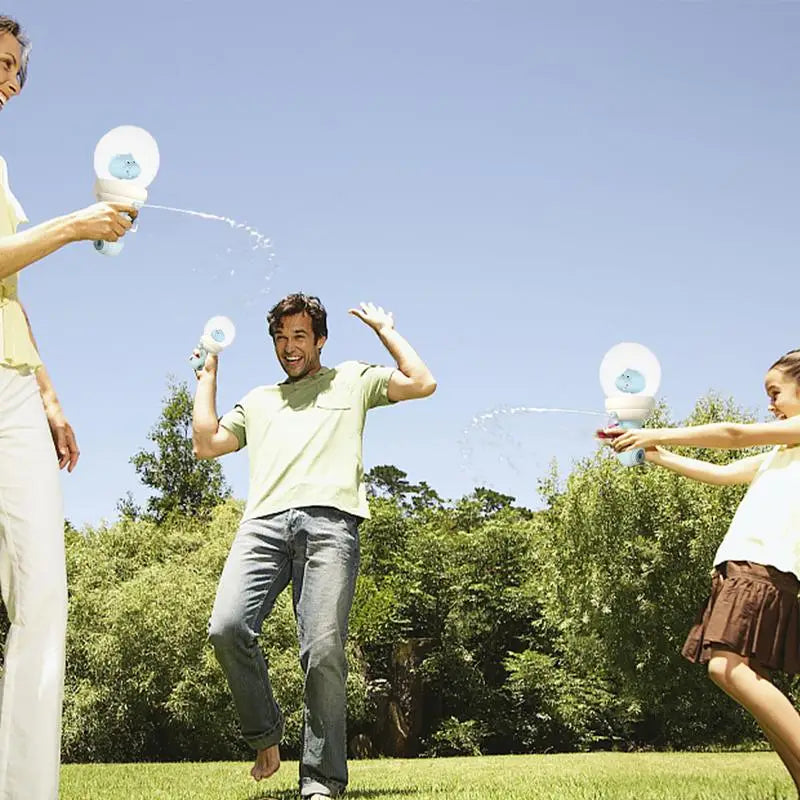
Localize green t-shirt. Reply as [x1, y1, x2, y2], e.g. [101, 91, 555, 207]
[220, 360, 395, 521]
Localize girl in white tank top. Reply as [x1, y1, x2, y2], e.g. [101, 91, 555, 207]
[601, 349, 800, 795]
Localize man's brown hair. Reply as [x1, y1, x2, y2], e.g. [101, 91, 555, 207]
[267, 293, 328, 341]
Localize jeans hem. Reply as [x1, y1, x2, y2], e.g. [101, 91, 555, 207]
[245, 716, 284, 751]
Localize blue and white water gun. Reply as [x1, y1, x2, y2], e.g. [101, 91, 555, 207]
[92, 125, 159, 256]
[189, 316, 237, 371]
[598, 343, 662, 467]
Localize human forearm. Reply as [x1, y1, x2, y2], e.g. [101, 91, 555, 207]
[0, 200, 139, 280]
[192, 375, 221, 452]
[648, 447, 764, 485]
[30, 344, 80, 469]
[349, 302, 436, 400]
[21, 304, 57, 412]
[190, 353, 239, 459]
[651, 420, 800, 449]
[0, 214, 79, 280]
[647, 447, 730, 484]
[34, 365, 61, 412]
[376, 326, 436, 394]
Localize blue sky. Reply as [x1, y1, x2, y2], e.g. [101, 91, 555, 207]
[5, 1, 800, 525]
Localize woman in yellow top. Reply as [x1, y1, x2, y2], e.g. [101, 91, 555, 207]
[0, 17, 138, 800]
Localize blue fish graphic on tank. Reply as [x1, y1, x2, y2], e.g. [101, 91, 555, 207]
[615, 369, 646, 394]
[108, 153, 141, 181]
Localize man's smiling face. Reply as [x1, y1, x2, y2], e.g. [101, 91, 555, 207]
[272, 312, 326, 381]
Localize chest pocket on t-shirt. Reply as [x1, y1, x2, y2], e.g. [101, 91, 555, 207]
[315, 389, 352, 411]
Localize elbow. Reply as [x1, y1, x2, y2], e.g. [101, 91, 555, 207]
[723, 423, 748, 445]
[418, 377, 437, 398]
[192, 435, 210, 460]
[711, 470, 732, 486]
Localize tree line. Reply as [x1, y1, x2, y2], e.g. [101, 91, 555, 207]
[2, 381, 787, 762]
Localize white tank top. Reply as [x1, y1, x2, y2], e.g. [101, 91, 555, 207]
[714, 445, 800, 578]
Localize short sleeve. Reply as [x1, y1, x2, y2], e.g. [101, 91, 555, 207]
[219, 403, 247, 450]
[356, 362, 396, 409]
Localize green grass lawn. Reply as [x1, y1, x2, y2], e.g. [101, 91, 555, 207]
[60, 752, 797, 800]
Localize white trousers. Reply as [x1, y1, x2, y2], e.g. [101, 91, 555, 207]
[0, 367, 65, 800]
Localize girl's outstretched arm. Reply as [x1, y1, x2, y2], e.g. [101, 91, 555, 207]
[646, 448, 767, 485]
[606, 417, 800, 452]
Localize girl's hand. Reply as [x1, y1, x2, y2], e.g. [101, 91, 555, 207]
[609, 428, 663, 453]
[596, 427, 664, 451]
[596, 427, 623, 444]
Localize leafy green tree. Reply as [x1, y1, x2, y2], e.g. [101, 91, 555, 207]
[63, 502, 243, 761]
[62, 499, 372, 762]
[354, 482, 558, 755]
[533, 394, 766, 748]
[119, 378, 231, 523]
[40, 391, 797, 761]
[365, 465, 443, 513]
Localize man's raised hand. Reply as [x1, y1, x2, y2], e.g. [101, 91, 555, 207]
[191, 349, 218, 380]
[348, 301, 395, 334]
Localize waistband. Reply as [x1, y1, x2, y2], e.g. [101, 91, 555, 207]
[719, 560, 800, 592]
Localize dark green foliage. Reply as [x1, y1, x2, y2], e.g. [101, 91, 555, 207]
[366, 463, 444, 513]
[2, 393, 786, 761]
[354, 477, 609, 755]
[533, 394, 767, 748]
[62, 502, 247, 761]
[61, 501, 371, 762]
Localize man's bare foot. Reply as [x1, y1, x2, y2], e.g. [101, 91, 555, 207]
[251, 744, 280, 781]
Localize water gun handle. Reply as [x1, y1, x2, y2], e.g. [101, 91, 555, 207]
[607, 417, 646, 468]
[189, 343, 209, 372]
[93, 212, 134, 256]
[617, 447, 645, 467]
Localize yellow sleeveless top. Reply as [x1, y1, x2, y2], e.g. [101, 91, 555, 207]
[0, 156, 41, 371]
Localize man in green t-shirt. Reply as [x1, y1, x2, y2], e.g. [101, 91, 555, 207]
[192, 293, 436, 799]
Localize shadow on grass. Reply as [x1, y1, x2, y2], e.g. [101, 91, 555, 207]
[253, 790, 420, 800]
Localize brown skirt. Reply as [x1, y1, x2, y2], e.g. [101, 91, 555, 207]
[682, 560, 800, 674]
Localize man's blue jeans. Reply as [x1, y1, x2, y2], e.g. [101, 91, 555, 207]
[208, 506, 360, 798]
